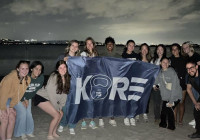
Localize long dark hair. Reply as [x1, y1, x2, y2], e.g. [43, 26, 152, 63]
[138, 43, 152, 62]
[64, 40, 80, 56]
[152, 44, 166, 63]
[122, 40, 136, 54]
[54, 60, 70, 94]
[30, 61, 44, 76]
[16, 60, 30, 86]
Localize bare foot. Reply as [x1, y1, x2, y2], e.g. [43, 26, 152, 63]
[53, 133, 60, 138]
[47, 135, 54, 140]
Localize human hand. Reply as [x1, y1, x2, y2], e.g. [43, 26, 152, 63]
[0, 109, 8, 120]
[64, 56, 68, 62]
[9, 108, 16, 116]
[195, 102, 200, 111]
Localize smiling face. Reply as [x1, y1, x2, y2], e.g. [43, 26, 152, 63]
[69, 42, 79, 55]
[182, 43, 190, 54]
[17, 63, 29, 78]
[106, 42, 114, 52]
[186, 63, 198, 77]
[157, 46, 164, 57]
[160, 58, 169, 70]
[141, 45, 148, 56]
[86, 40, 94, 52]
[58, 64, 67, 76]
[31, 65, 42, 78]
[171, 46, 180, 57]
[127, 42, 135, 53]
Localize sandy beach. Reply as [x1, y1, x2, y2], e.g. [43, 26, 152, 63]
[11, 94, 196, 140]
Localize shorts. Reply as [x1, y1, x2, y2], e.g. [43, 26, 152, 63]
[34, 94, 48, 106]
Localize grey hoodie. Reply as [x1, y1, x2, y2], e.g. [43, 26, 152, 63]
[154, 67, 182, 104]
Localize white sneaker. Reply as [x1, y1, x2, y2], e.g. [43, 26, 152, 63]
[21, 135, 28, 140]
[124, 118, 130, 126]
[69, 128, 75, 135]
[143, 113, 148, 122]
[27, 134, 35, 137]
[99, 119, 104, 127]
[135, 115, 139, 122]
[188, 119, 196, 126]
[193, 125, 196, 129]
[109, 119, 117, 126]
[58, 125, 64, 132]
[130, 118, 136, 126]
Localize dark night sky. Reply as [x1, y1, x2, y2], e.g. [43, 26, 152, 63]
[0, 0, 200, 44]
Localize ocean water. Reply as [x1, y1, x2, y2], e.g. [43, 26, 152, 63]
[0, 44, 200, 78]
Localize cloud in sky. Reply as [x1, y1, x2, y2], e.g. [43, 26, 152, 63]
[0, 0, 200, 44]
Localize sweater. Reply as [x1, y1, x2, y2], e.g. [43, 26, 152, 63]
[36, 73, 67, 111]
[21, 74, 44, 101]
[154, 67, 182, 104]
[0, 70, 31, 110]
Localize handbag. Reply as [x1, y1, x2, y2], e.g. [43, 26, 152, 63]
[162, 73, 172, 90]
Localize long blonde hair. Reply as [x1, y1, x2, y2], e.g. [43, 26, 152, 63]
[64, 40, 80, 56]
[83, 37, 98, 57]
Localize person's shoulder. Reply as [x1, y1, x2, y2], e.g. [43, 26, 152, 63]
[80, 51, 87, 56]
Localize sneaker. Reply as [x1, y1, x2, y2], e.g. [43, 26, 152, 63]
[57, 125, 64, 132]
[143, 113, 148, 122]
[124, 118, 130, 126]
[188, 119, 196, 126]
[193, 125, 196, 129]
[69, 128, 75, 135]
[81, 121, 87, 129]
[21, 135, 28, 140]
[109, 119, 117, 126]
[135, 115, 139, 122]
[99, 119, 104, 127]
[89, 121, 97, 129]
[130, 118, 136, 126]
[27, 134, 35, 137]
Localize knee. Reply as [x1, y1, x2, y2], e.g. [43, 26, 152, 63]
[8, 112, 16, 123]
[53, 112, 61, 120]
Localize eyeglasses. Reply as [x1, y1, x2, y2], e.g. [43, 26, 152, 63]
[186, 66, 195, 71]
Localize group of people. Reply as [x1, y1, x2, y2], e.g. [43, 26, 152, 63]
[0, 37, 200, 139]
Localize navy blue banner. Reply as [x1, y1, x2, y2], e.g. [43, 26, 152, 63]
[65, 56, 160, 124]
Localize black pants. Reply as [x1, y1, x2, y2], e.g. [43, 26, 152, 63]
[194, 97, 200, 134]
[159, 100, 180, 130]
[152, 89, 161, 120]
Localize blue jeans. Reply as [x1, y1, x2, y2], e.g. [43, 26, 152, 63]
[60, 104, 76, 128]
[14, 99, 34, 137]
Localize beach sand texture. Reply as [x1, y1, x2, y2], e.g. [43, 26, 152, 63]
[11, 95, 195, 140]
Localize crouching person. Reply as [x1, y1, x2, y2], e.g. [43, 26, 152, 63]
[0, 60, 31, 140]
[34, 60, 70, 139]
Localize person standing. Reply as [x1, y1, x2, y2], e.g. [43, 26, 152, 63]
[122, 40, 139, 126]
[99, 36, 119, 127]
[80, 37, 98, 130]
[154, 57, 182, 130]
[170, 43, 187, 125]
[136, 43, 152, 123]
[57, 40, 80, 135]
[151, 44, 167, 123]
[186, 61, 200, 138]
[14, 61, 44, 140]
[0, 60, 31, 140]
